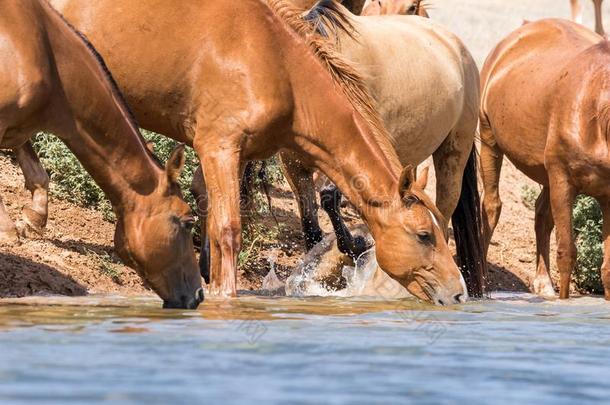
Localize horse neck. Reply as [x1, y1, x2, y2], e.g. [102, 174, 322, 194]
[276, 27, 403, 230]
[41, 2, 162, 210]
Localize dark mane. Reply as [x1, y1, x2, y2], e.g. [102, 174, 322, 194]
[303, 0, 356, 39]
[268, 0, 398, 168]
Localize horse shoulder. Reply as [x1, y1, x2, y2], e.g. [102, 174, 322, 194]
[0, 3, 53, 128]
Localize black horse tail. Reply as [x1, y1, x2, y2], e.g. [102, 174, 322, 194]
[452, 147, 487, 297]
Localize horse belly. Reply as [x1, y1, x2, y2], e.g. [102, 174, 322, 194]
[484, 83, 549, 184]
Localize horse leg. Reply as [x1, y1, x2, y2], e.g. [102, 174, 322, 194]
[593, 0, 605, 36]
[279, 151, 323, 250]
[14, 141, 49, 237]
[532, 187, 556, 297]
[432, 130, 474, 235]
[571, 0, 584, 23]
[548, 169, 576, 299]
[600, 201, 610, 300]
[0, 126, 18, 244]
[480, 117, 504, 257]
[191, 161, 258, 285]
[190, 164, 211, 284]
[319, 182, 371, 259]
[196, 143, 242, 297]
[240, 161, 257, 216]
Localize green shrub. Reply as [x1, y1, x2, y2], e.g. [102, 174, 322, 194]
[521, 184, 540, 211]
[33, 132, 114, 220]
[573, 196, 604, 294]
[32, 130, 200, 221]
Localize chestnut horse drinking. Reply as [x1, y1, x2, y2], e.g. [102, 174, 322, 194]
[50, 0, 469, 304]
[480, 19, 610, 299]
[0, 0, 202, 309]
[276, 1, 484, 295]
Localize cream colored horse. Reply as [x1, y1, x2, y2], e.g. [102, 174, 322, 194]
[279, 0, 485, 294]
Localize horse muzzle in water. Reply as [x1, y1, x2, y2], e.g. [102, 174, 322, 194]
[163, 287, 204, 309]
[431, 274, 469, 305]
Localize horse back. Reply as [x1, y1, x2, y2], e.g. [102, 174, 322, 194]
[337, 15, 479, 162]
[480, 19, 605, 185]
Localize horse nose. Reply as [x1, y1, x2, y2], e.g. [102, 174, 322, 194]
[184, 288, 205, 309]
[195, 288, 205, 305]
[433, 292, 467, 306]
[453, 293, 467, 304]
[162, 288, 204, 310]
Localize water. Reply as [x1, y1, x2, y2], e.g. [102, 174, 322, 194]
[1, 293, 609, 404]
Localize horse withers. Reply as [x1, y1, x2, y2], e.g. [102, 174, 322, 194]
[480, 19, 610, 300]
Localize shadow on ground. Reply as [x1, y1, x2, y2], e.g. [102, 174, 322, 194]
[487, 262, 530, 292]
[0, 252, 87, 298]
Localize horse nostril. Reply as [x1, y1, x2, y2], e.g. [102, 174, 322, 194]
[195, 288, 205, 303]
[453, 293, 464, 303]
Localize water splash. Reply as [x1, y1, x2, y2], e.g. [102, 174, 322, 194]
[285, 231, 409, 299]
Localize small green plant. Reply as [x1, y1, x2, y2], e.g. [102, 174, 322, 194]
[87, 248, 122, 282]
[573, 195, 604, 294]
[32, 132, 114, 220]
[521, 184, 540, 211]
[31, 130, 200, 221]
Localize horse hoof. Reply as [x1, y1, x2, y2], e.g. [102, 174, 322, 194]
[17, 208, 46, 238]
[532, 275, 556, 298]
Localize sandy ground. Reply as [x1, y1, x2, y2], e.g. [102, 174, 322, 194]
[1, 0, 608, 298]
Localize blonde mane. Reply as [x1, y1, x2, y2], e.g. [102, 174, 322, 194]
[266, 0, 399, 169]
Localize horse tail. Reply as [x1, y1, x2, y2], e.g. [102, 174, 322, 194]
[451, 146, 487, 297]
[303, 0, 356, 39]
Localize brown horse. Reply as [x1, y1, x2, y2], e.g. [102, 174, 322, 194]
[571, 0, 605, 35]
[8, 2, 371, 240]
[480, 19, 610, 300]
[362, 0, 429, 16]
[0, 0, 202, 309]
[48, 0, 468, 304]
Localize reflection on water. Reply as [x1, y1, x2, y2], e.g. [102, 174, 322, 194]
[1, 293, 609, 404]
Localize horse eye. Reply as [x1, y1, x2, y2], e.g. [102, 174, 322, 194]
[181, 216, 196, 231]
[417, 231, 434, 245]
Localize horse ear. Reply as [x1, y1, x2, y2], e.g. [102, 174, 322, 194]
[166, 144, 186, 183]
[415, 166, 429, 190]
[398, 164, 416, 198]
